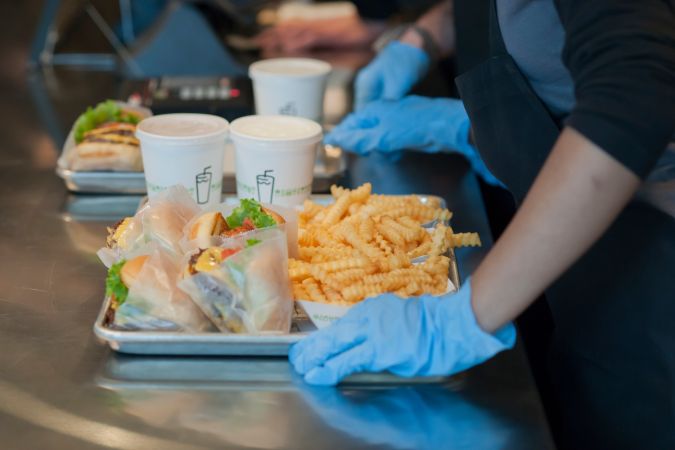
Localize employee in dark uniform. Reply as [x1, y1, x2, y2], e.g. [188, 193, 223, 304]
[289, 0, 675, 448]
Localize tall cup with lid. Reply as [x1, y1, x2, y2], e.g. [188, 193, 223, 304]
[136, 113, 229, 207]
[249, 58, 331, 123]
[230, 115, 323, 207]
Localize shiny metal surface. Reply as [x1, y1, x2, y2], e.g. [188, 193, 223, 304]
[0, 4, 554, 448]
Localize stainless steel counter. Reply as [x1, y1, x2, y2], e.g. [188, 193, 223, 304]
[0, 139, 554, 450]
[0, 3, 554, 448]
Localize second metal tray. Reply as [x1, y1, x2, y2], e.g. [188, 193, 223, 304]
[57, 143, 346, 194]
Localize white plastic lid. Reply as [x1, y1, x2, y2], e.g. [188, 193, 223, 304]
[136, 113, 229, 145]
[249, 58, 331, 80]
[230, 115, 323, 148]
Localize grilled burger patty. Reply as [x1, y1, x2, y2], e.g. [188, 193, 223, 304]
[81, 123, 140, 146]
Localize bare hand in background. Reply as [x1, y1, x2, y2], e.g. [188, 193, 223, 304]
[255, 15, 385, 53]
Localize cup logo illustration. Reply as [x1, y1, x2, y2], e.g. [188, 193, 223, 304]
[279, 101, 297, 116]
[256, 170, 275, 203]
[195, 166, 213, 205]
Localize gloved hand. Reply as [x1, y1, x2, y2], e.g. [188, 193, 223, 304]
[289, 278, 516, 386]
[354, 41, 430, 110]
[325, 95, 504, 186]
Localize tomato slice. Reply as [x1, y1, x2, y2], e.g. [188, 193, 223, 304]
[220, 248, 240, 259]
[221, 219, 256, 238]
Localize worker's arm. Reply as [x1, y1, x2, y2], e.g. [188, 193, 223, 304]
[474, 0, 675, 332]
[472, 127, 640, 332]
[399, 0, 456, 58]
[290, 126, 641, 387]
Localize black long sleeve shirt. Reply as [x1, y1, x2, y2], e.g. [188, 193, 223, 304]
[499, 0, 675, 179]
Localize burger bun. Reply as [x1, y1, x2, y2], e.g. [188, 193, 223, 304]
[189, 212, 227, 241]
[261, 207, 286, 225]
[121, 255, 149, 287]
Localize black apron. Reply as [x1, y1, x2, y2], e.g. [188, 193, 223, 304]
[455, 1, 675, 448]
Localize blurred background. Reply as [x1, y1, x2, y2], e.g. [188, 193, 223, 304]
[12, 0, 450, 155]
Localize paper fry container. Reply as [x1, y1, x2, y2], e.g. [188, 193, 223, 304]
[297, 279, 457, 330]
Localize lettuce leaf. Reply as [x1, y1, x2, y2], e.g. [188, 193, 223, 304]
[73, 100, 140, 143]
[106, 260, 129, 305]
[246, 238, 261, 247]
[226, 199, 276, 229]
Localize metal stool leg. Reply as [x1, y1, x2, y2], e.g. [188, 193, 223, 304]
[29, 0, 62, 67]
[29, 0, 143, 75]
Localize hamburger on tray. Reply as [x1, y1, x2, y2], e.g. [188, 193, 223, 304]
[178, 227, 292, 334]
[58, 100, 151, 172]
[187, 199, 285, 243]
[104, 247, 214, 332]
[178, 198, 293, 333]
[97, 185, 201, 267]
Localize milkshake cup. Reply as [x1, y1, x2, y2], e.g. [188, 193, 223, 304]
[249, 58, 331, 123]
[230, 115, 322, 207]
[136, 114, 228, 207]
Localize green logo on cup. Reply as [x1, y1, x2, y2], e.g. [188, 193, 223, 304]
[256, 170, 275, 203]
[237, 179, 311, 200]
[195, 166, 213, 205]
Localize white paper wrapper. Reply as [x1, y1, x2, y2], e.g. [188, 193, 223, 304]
[297, 279, 457, 330]
[97, 214, 145, 268]
[142, 185, 201, 255]
[97, 185, 201, 268]
[178, 227, 293, 334]
[113, 244, 215, 332]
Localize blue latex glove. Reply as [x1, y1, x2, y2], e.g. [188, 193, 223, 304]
[354, 41, 430, 110]
[325, 95, 504, 186]
[289, 278, 516, 386]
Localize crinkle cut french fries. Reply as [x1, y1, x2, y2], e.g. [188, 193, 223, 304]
[290, 183, 481, 304]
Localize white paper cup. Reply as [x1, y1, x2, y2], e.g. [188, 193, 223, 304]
[136, 113, 228, 207]
[230, 115, 322, 207]
[249, 58, 331, 123]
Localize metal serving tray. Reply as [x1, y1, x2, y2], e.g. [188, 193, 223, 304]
[93, 194, 460, 356]
[57, 143, 347, 194]
[94, 304, 310, 356]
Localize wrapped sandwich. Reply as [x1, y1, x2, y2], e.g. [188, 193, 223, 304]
[178, 227, 293, 334]
[141, 186, 202, 255]
[98, 185, 201, 267]
[105, 245, 214, 332]
[69, 100, 144, 171]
